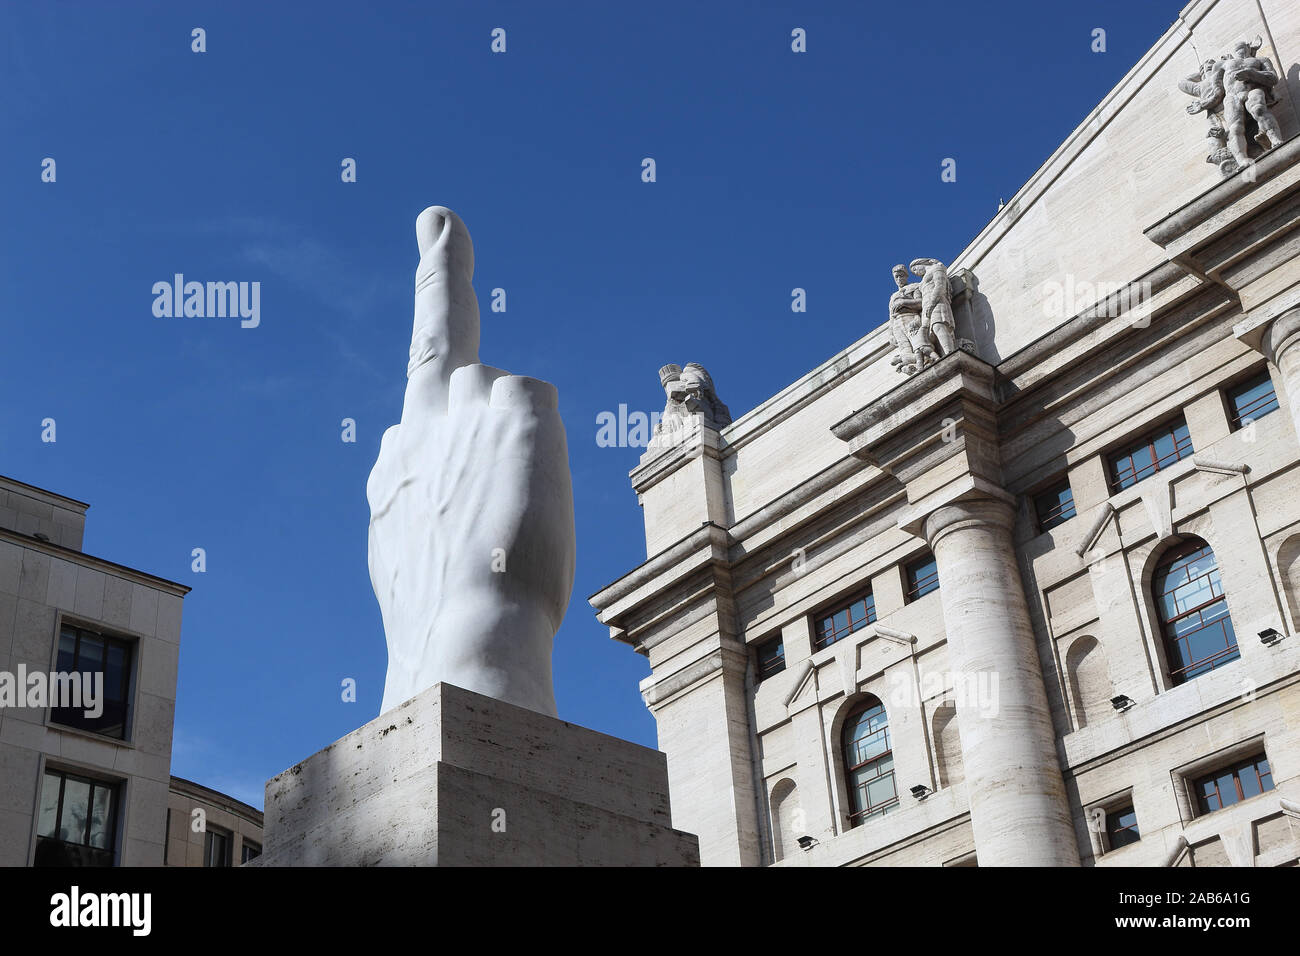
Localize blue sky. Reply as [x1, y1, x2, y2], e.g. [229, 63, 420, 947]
[1, 0, 1184, 808]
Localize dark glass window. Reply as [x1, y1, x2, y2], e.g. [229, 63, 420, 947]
[1226, 371, 1279, 430]
[241, 841, 262, 864]
[905, 555, 939, 602]
[1105, 805, 1141, 850]
[205, 827, 232, 867]
[51, 624, 133, 739]
[1034, 480, 1076, 532]
[1194, 754, 1274, 814]
[34, 769, 118, 867]
[1154, 540, 1239, 684]
[843, 698, 897, 826]
[1108, 418, 1194, 491]
[756, 636, 785, 681]
[814, 591, 876, 651]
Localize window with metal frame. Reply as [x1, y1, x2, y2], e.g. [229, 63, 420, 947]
[34, 769, 118, 867]
[205, 826, 233, 867]
[1033, 480, 1077, 533]
[241, 841, 262, 864]
[755, 636, 785, 681]
[813, 591, 876, 651]
[842, 697, 898, 827]
[1108, 418, 1194, 491]
[1105, 805, 1140, 850]
[51, 624, 133, 740]
[1194, 753, 1274, 814]
[1226, 371, 1279, 430]
[1153, 540, 1239, 685]
[905, 555, 939, 602]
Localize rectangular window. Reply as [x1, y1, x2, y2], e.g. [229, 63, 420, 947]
[1108, 418, 1194, 492]
[1105, 805, 1141, 850]
[241, 841, 262, 864]
[755, 636, 785, 681]
[813, 591, 876, 651]
[1194, 753, 1274, 815]
[34, 769, 118, 867]
[905, 555, 939, 602]
[51, 624, 133, 740]
[1033, 480, 1076, 533]
[205, 827, 232, 867]
[1226, 371, 1279, 430]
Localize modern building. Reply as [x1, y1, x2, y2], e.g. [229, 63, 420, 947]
[164, 775, 263, 867]
[0, 474, 188, 866]
[592, 0, 1300, 866]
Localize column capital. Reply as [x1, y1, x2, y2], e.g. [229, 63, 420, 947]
[832, 350, 1014, 540]
[1259, 306, 1300, 367]
[919, 494, 1018, 551]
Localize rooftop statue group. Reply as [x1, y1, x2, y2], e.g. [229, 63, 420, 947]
[654, 362, 732, 437]
[1179, 36, 1284, 176]
[888, 258, 974, 376]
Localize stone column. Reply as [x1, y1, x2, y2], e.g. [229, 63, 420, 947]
[832, 351, 1081, 866]
[1261, 308, 1300, 439]
[922, 496, 1081, 866]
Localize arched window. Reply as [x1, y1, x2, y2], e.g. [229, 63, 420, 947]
[842, 697, 898, 827]
[1153, 539, 1239, 685]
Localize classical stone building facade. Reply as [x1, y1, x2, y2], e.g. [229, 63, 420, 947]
[0, 475, 188, 866]
[165, 775, 263, 866]
[591, 0, 1300, 866]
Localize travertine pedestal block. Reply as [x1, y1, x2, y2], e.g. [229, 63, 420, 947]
[252, 682, 700, 866]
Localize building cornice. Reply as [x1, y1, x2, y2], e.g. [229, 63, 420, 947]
[0, 474, 90, 512]
[169, 775, 264, 827]
[0, 528, 191, 596]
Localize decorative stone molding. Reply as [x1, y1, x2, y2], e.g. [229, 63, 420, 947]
[1192, 456, 1250, 476]
[1076, 502, 1118, 559]
[831, 349, 1000, 497]
[783, 660, 816, 710]
[1177, 36, 1285, 177]
[1163, 834, 1190, 867]
[1139, 479, 1175, 542]
[872, 623, 918, 645]
[640, 649, 727, 708]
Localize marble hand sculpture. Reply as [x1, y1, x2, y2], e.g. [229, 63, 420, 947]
[366, 206, 576, 717]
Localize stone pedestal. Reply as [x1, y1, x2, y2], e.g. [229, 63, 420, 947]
[252, 683, 700, 866]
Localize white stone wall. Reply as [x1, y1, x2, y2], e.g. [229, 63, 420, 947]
[0, 503, 186, 867]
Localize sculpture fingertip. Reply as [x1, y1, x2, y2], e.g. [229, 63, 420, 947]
[415, 205, 454, 256]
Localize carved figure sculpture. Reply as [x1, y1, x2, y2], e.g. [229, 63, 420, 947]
[910, 258, 958, 358]
[1181, 37, 1283, 176]
[366, 206, 576, 717]
[889, 259, 962, 375]
[1179, 57, 1235, 173]
[655, 362, 732, 434]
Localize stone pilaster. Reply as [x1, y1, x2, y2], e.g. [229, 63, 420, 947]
[590, 522, 762, 866]
[640, 643, 762, 867]
[632, 418, 730, 557]
[832, 350, 1080, 866]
